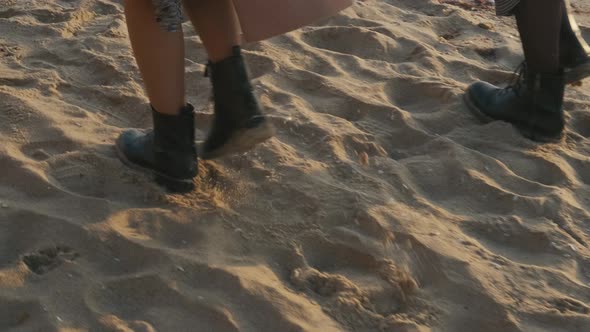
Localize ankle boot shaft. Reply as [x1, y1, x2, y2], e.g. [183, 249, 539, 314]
[523, 71, 565, 138]
[152, 104, 197, 180]
[152, 104, 195, 151]
[207, 46, 250, 89]
[525, 71, 565, 113]
[206, 46, 260, 119]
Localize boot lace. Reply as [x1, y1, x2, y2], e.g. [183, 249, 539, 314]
[500, 61, 527, 96]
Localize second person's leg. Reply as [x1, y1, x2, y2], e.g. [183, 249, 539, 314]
[515, 0, 562, 73]
[464, 0, 566, 142]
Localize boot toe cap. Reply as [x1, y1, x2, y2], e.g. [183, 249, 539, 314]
[115, 129, 154, 168]
[117, 128, 144, 142]
[466, 81, 498, 108]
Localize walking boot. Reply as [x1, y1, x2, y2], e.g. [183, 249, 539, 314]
[201, 46, 275, 160]
[116, 104, 197, 193]
[464, 64, 565, 142]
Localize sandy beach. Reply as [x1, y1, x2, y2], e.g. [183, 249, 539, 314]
[1, 0, 590, 330]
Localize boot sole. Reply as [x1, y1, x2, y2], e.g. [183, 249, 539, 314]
[200, 121, 276, 160]
[114, 143, 195, 193]
[565, 61, 590, 84]
[463, 90, 563, 143]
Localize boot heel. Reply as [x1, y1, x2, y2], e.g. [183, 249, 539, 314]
[155, 173, 195, 193]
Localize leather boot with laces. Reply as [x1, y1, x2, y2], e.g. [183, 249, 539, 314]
[464, 63, 565, 142]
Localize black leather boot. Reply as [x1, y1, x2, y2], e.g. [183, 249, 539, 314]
[464, 64, 565, 142]
[561, 0, 590, 83]
[116, 104, 197, 193]
[202, 46, 275, 160]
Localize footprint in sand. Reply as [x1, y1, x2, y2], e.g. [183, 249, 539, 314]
[22, 245, 79, 275]
[290, 233, 426, 328]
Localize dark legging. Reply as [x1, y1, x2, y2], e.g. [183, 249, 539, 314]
[514, 0, 564, 73]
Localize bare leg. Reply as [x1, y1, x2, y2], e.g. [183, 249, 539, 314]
[182, 0, 274, 159]
[183, 0, 241, 62]
[124, 0, 185, 115]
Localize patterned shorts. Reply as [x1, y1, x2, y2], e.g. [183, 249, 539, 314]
[151, 0, 184, 32]
[495, 0, 521, 16]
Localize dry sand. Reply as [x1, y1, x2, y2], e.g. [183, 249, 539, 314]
[1, 0, 590, 331]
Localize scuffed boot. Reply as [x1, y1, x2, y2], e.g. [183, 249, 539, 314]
[116, 104, 197, 193]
